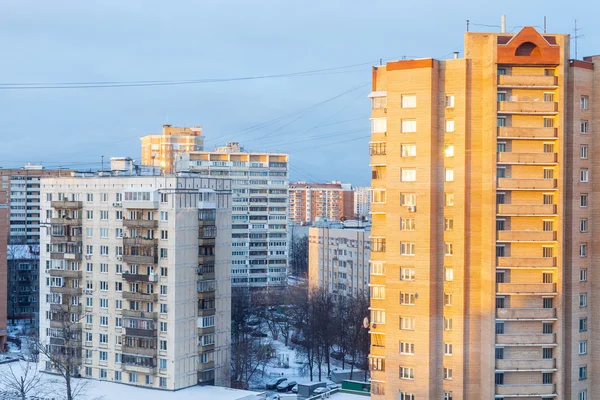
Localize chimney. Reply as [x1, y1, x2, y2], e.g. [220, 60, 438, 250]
[453, 52, 459, 59]
[501, 15, 506, 33]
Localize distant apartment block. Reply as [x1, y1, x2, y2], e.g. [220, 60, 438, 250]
[308, 221, 370, 298]
[175, 141, 289, 289]
[289, 182, 354, 225]
[39, 165, 232, 389]
[353, 187, 371, 218]
[141, 125, 204, 174]
[7, 245, 39, 326]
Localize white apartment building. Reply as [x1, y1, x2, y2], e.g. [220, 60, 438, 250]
[39, 167, 232, 390]
[308, 221, 370, 298]
[175, 142, 289, 289]
[353, 187, 371, 218]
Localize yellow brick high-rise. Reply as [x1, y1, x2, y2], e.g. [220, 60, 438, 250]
[369, 26, 598, 399]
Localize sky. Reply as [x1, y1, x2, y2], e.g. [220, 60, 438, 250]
[0, 1, 597, 187]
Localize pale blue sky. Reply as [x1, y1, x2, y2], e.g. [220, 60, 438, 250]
[0, 1, 596, 186]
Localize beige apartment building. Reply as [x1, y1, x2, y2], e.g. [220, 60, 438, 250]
[289, 182, 355, 224]
[369, 26, 598, 399]
[141, 125, 204, 174]
[308, 221, 370, 298]
[39, 165, 231, 389]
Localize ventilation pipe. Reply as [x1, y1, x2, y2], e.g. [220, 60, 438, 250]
[501, 15, 506, 33]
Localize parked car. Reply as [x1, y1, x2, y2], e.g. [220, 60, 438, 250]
[313, 387, 331, 395]
[291, 384, 299, 393]
[277, 380, 297, 392]
[266, 377, 287, 390]
[330, 351, 344, 361]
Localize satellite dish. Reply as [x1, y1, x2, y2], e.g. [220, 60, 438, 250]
[363, 317, 370, 329]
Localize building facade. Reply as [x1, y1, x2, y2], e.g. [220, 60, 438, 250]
[7, 245, 40, 326]
[289, 182, 354, 224]
[369, 26, 596, 399]
[176, 142, 289, 289]
[39, 172, 232, 389]
[308, 222, 370, 298]
[354, 187, 371, 219]
[141, 125, 204, 174]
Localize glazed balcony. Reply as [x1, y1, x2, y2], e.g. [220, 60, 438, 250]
[498, 127, 558, 139]
[48, 269, 82, 278]
[497, 230, 557, 242]
[124, 327, 157, 338]
[497, 307, 557, 320]
[122, 273, 156, 283]
[122, 219, 158, 229]
[122, 254, 158, 265]
[497, 283, 557, 294]
[370, 203, 386, 214]
[49, 286, 81, 295]
[497, 204, 557, 215]
[121, 345, 157, 357]
[495, 383, 555, 396]
[498, 101, 558, 114]
[50, 252, 82, 261]
[370, 154, 386, 167]
[123, 237, 158, 247]
[497, 152, 557, 164]
[497, 257, 556, 268]
[497, 178, 557, 190]
[122, 363, 156, 374]
[50, 234, 82, 244]
[50, 217, 82, 226]
[51, 201, 83, 209]
[122, 310, 157, 320]
[496, 358, 556, 371]
[496, 333, 556, 345]
[122, 291, 158, 302]
[498, 75, 558, 88]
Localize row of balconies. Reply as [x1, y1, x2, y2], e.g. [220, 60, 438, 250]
[497, 152, 557, 164]
[496, 308, 557, 320]
[496, 358, 556, 371]
[51, 201, 83, 209]
[498, 101, 558, 114]
[497, 333, 556, 345]
[496, 383, 555, 396]
[497, 257, 555, 268]
[497, 230, 557, 242]
[122, 219, 158, 229]
[497, 204, 557, 216]
[498, 74, 558, 88]
[497, 178, 557, 190]
[496, 283, 557, 295]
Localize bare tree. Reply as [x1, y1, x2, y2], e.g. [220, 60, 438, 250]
[289, 235, 309, 277]
[0, 361, 50, 400]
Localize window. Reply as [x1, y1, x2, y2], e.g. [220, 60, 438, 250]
[495, 373, 504, 385]
[100, 298, 108, 309]
[100, 281, 108, 291]
[542, 372, 553, 384]
[581, 145, 588, 159]
[160, 211, 168, 221]
[401, 144, 416, 157]
[400, 393, 415, 400]
[580, 168, 589, 182]
[371, 118, 387, 133]
[160, 285, 168, 295]
[444, 393, 453, 400]
[115, 317, 122, 328]
[443, 367, 453, 380]
[86, 228, 93, 238]
[544, 117, 554, 128]
[129, 373, 138, 383]
[401, 120, 417, 133]
[371, 309, 386, 324]
[86, 245, 93, 256]
[497, 142, 506, 152]
[497, 68, 506, 75]
[400, 193, 416, 206]
[445, 169, 454, 182]
[86, 210, 93, 220]
[400, 317, 414, 330]
[86, 193, 93, 202]
[580, 268, 588, 282]
[146, 375, 153, 385]
[579, 365, 587, 380]
[160, 230, 168, 240]
[369, 142, 386, 155]
[399, 342, 414, 355]
[580, 317, 588, 332]
[445, 145, 454, 157]
[445, 193, 454, 206]
[579, 340, 587, 355]
[445, 120, 455, 133]
[444, 293, 452, 306]
[444, 218, 454, 231]
[100, 210, 108, 220]
[99, 333, 108, 344]
[497, 92, 506, 102]
[580, 243, 587, 257]
[400, 242, 415, 255]
[445, 95, 455, 108]
[580, 293, 587, 307]
[497, 117, 506, 127]
[400, 367, 414, 380]
[496, 322, 505, 334]
[581, 194, 588, 207]
[542, 348, 553, 359]
[160, 358, 167, 369]
[444, 317, 453, 330]
[542, 246, 553, 258]
[160, 378, 167, 388]
[372, 96, 387, 109]
[444, 242, 453, 256]
[400, 218, 415, 231]
[581, 95, 589, 110]
[401, 95, 416, 108]
[160, 248, 168, 258]
[401, 169, 416, 182]
[543, 92, 554, 102]
[370, 286, 385, 299]
[581, 120, 589, 133]
[444, 268, 454, 281]
[444, 343, 453, 356]
[580, 390, 588, 400]
[160, 304, 168, 314]
[400, 292, 416, 305]
[580, 219, 588, 233]
[400, 267, 415, 281]
[160, 340, 167, 351]
[372, 189, 386, 203]
[370, 262, 385, 275]
[115, 299, 122, 310]
[100, 246, 108, 256]
[99, 351, 108, 361]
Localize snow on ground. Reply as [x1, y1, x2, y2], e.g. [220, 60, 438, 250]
[0, 362, 264, 400]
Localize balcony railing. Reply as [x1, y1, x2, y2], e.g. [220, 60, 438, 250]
[497, 230, 557, 242]
[497, 204, 557, 215]
[48, 269, 82, 278]
[50, 217, 82, 226]
[51, 201, 83, 209]
[124, 327, 157, 338]
[498, 101, 558, 114]
[122, 255, 158, 265]
[496, 358, 556, 371]
[121, 345, 157, 357]
[497, 308, 557, 320]
[497, 283, 557, 294]
[496, 333, 556, 345]
[497, 178, 557, 190]
[122, 219, 158, 229]
[122, 291, 158, 302]
[123, 237, 158, 246]
[497, 257, 556, 268]
[496, 384, 555, 396]
[498, 75, 558, 87]
[50, 235, 82, 244]
[49, 287, 81, 295]
[122, 310, 158, 319]
[497, 127, 557, 139]
[122, 273, 152, 282]
[497, 152, 557, 164]
[50, 252, 82, 261]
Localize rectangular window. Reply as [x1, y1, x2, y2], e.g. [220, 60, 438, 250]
[400, 242, 415, 256]
[579, 365, 587, 380]
[443, 368, 453, 380]
[581, 96, 589, 110]
[399, 342, 415, 355]
[370, 286, 385, 299]
[445, 144, 454, 157]
[444, 218, 454, 230]
[372, 189, 386, 203]
[401, 144, 416, 157]
[400, 392, 415, 400]
[580, 390, 588, 400]
[581, 145, 588, 159]
[445, 169, 454, 182]
[444, 293, 452, 306]
[580, 268, 588, 282]
[581, 120, 589, 133]
[580, 219, 588, 233]
[401, 169, 416, 182]
[400, 367, 414, 380]
[580, 243, 587, 257]
[579, 340, 588, 355]
[400, 193, 416, 206]
[445, 95, 455, 108]
[400, 292, 416, 305]
[370, 262, 385, 275]
[400, 268, 415, 281]
[444, 343, 453, 356]
[401, 120, 417, 133]
[581, 194, 588, 207]
[400, 317, 414, 330]
[160, 211, 168, 221]
[544, 117, 554, 128]
[400, 218, 415, 231]
[401, 95, 416, 108]
[497, 117, 506, 127]
[580, 168, 589, 182]
[497, 92, 506, 102]
[444, 268, 454, 281]
[444, 318, 453, 330]
[445, 120, 455, 133]
[444, 242, 453, 256]
[371, 118, 387, 133]
[542, 372, 553, 384]
[580, 293, 587, 307]
[372, 96, 387, 109]
[580, 317, 588, 332]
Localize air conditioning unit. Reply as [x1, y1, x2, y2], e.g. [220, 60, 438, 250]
[117, 256, 122, 261]
[149, 272, 158, 282]
[113, 202, 122, 207]
[85, 255, 92, 260]
[407, 206, 417, 212]
[84, 289, 93, 294]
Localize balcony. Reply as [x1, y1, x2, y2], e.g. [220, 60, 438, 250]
[498, 75, 558, 88]
[124, 327, 157, 338]
[497, 204, 557, 215]
[50, 217, 82, 226]
[122, 273, 151, 282]
[122, 255, 158, 265]
[498, 101, 558, 114]
[497, 178, 557, 190]
[497, 257, 556, 268]
[49, 286, 81, 295]
[496, 358, 556, 371]
[123, 237, 158, 246]
[50, 235, 82, 244]
[497, 308, 556, 320]
[50, 252, 82, 261]
[123, 291, 158, 302]
[497, 127, 557, 139]
[497, 152, 557, 164]
[497, 230, 557, 242]
[122, 310, 157, 319]
[496, 333, 556, 345]
[122, 363, 156, 374]
[48, 269, 82, 278]
[51, 201, 83, 209]
[370, 203, 386, 214]
[497, 283, 557, 295]
[121, 345, 156, 357]
[122, 219, 158, 229]
[496, 384, 555, 396]
[370, 154, 386, 167]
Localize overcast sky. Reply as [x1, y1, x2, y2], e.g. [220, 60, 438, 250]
[0, 1, 596, 186]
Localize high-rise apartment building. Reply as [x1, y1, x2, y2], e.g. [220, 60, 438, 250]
[354, 187, 372, 218]
[369, 26, 597, 399]
[289, 182, 354, 224]
[141, 125, 204, 174]
[308, 221, 370, 298]
[7, 245, 40, 326]
[39, 167, 232, 389]
[175, 142, 289, 289]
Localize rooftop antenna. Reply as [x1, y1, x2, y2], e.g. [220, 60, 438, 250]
[466, 19, 470, 32]
[501, 15, 506, 33]
[543, 16, 547, 33]
[379, 58, 382, 66]
[101, 155, 104, 173]
[573, 19, 584, 60]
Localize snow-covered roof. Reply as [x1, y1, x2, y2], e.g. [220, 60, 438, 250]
[7, 245, 39, 260]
